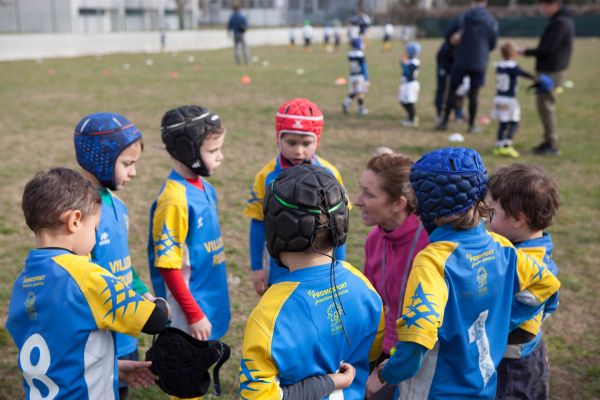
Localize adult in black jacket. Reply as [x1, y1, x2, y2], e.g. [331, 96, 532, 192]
[520, 0, 574, 155]
[437, 0, 498, 133]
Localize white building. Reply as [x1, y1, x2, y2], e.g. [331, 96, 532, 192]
[0, 0, 391, 33]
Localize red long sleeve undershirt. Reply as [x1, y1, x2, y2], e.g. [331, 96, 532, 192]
[156, 177, 207, 325]
[158, 268, 205, 324]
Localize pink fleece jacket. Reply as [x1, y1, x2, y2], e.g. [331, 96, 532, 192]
[363, 214, 429, 354]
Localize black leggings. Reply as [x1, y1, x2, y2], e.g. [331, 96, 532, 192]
[497, 121, 519, 142]
[444, 83, 480, 127]
[401, 102, 416, 121]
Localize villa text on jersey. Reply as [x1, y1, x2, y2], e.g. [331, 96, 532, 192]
[148, 170, 230, 339]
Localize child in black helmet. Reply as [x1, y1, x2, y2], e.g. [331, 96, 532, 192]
[147, 105, 230, 344]
[240, 164, 385, 399]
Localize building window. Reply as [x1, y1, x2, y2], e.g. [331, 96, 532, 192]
[79, 8, 105, 16]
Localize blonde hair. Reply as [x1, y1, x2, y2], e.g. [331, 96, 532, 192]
[434, 201, 490, 230]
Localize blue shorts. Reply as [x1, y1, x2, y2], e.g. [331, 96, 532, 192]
[496, 339, 549, 400]
[451, 67, 486, 89]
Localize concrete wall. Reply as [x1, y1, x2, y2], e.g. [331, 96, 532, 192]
[0, 26, 395, 62]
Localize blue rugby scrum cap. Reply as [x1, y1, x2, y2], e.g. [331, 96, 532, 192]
[409, 147, 487, 234]
[74, 112, 142, 190]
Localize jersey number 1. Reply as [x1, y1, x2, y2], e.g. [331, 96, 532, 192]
[468, 310, 495, 387]
[20, 333, 59, 400]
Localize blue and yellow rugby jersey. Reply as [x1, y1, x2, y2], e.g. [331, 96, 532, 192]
[240, 261, 384, 399]
[148, 169, 230, 339]
[506, 233, 559, 358]
[6, 248, 155, 399]
[393, 223, 560, 399]
[91, 189, 141, 357]
[243, 155, 350, 284]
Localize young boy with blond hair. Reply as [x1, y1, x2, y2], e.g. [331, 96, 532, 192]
[7, 168, 168, 399]
[148, 105, 230, 342]
[488, 163, 560, 399]
[491, 41, 536, 158]
[375, 148, 560, 399]
[244, 98, 350, 295]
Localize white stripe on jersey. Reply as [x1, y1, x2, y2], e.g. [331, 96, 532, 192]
[84, 330, 115, 400]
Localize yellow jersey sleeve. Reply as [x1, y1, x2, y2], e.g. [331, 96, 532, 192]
[151, 180, 189, 270]
[396, 242, 455, 350]
[243, 160, 276, 222]
[54, 254, 155, 337]
[514, 247, 560, 304]
[240, 283, 298, 399]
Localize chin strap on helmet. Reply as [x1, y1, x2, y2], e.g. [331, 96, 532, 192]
[161, 105, 221, 177]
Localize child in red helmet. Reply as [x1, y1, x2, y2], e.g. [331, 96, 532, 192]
[243, 98, 351, 295]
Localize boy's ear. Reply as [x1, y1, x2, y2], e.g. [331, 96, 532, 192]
[64, 210, 83, 233]
[513, 212, 528, 228]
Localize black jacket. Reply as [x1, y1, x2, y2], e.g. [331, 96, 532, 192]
[448, 6, 498, 72]
[525, 7, 575, 73]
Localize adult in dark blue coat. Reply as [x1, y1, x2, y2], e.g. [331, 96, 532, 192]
[227, 3, 249, 65]
[437, 0, 498, 133]
[434, 37, 466, 125]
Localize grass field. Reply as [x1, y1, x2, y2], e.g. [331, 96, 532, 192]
[0, 37, 599, 399]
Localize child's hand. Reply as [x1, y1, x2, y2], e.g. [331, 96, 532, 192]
[118, 360, 156, 389]
[189, 316, 212, 340]
[365, 368, 385, 398]
[450, 32, 461, 46]
[328, 362, 356, 390]
[251, 269, 268, 295]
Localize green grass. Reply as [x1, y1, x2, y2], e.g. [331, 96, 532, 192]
[0, 38, 599, 399]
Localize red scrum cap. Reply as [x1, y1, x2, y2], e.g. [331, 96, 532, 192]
[275, 98, 324, 147]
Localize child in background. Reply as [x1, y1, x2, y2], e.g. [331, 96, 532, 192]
[383, 23, 394, 51]
[323, 22, 333, 48]
[488, 164, 560, 399]
[377, 147, 560, 399]
[244, 98, 350, 294]
[240, 164, 384, 399]
[399, 42, 421, 127]
[148, 105, 230, 343]
[491, 41, 536, 158]
[333, 20, 342, 49]
[288, 24, 297, 48]
[303, 20, 314, 50]
[7, 168, 168, 399]
[73, 112, 157, 399]
[342, 38, 370, 115]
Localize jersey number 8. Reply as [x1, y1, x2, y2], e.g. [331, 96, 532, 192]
[20, 333, 59, 400]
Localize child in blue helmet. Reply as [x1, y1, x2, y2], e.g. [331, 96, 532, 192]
[398, 42, 421, 127]
[74, 112, 159, 399]
[374, 148, 560, 399]
[342, 37, 370, 115]
[148, 105, 230, 345]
